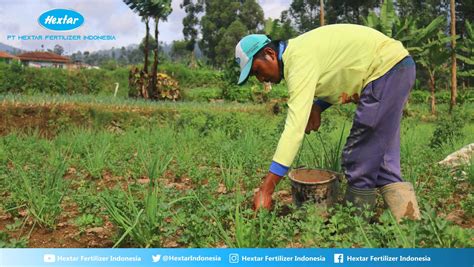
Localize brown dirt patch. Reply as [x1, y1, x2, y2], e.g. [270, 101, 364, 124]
[0, 200, 115, 248]
[289, 169, 337, 183]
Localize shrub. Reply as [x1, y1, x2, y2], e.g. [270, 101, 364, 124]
[183, 87, 222, 102]
[158, 63, 223, 89]
[429, 111, 467, 149]
[409, 89, 474, 105]
[0, 63, 129, 96]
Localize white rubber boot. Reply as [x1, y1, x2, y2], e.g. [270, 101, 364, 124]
[380, 182, 421, 221]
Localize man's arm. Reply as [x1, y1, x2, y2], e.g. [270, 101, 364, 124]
[305, 99, 331, 134]
[254, 99, 332, 210]
[254, 58, 320, 210]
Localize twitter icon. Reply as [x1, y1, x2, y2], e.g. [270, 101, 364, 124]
[152, 254, 161, 263]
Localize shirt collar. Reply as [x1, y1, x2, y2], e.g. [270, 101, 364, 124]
[278, 41, 286, 61]
[278, 41, 287, 79]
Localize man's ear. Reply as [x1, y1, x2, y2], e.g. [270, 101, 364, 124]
[263, 47, 277, 61]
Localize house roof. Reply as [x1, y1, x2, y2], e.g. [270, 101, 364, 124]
[17, 51, 70, 63]
[0, 51, 18, 59]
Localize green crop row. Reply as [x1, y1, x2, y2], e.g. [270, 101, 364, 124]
[0, 101, 472, 248]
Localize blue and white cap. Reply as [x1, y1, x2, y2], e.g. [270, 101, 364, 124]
[235, 34, 271, 85]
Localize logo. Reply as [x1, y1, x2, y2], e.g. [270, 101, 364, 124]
[334, 254, 344, 263]
[38, 9, 84, 31]
[229, 253, 239, 264]
[43, 254, 56, 263]
[152, 254, 161, 263]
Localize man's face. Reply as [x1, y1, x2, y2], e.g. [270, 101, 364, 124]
[250, 47, 282, 84]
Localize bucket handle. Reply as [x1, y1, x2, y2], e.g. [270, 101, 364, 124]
[294, 135, 318, 170]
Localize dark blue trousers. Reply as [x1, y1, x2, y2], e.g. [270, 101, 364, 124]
[342, 56, 416, 189]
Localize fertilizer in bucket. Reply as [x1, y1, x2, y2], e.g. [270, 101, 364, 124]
[288, 168, 340, 208]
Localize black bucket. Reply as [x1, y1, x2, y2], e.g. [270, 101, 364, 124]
[288, 168, 341, 208]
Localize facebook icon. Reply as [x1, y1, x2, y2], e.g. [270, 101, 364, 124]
[334, 254, 344, 263]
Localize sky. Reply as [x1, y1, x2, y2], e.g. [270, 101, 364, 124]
[0, 0, 290, 54]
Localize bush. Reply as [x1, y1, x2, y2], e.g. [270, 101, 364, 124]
[409, 89, 474, 105]
[429, 111, 467, 149]
[158, 63, 223, 89]
[182, 87, 222, 102]
[0, 63, 129, 96]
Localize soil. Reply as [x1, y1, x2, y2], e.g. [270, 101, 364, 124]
[290, 169, 336, 184]
[0, 201, 115, 248]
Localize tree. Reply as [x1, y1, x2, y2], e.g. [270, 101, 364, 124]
[456, 0, 474, 38]
[71, 51, 83, 62]
[325, 0, 378, 24]
[123, 0, 152, 74]
[320, 0, 325, 26]
[264, 17, 297, 40]
[450, 0, 457, 112]
[406, 17, 451, 115]
[199, 0, 264, 65]
[124, 0, 172, 99]
[171, 40, 191, 61]
[287, 0, 322, 33]
[363, 2, 452, 114]
[181, 0, 203, 67]
[147, 0, 173, 96]
[139, 34, 158, 54]
[200, 0, 240, 65]
[457, 21, 474, 87]
[215, 20, 247, 65]
[53, 44, 64, 55]
[362, 0, 396, 37]
[395, 0, 448, 28]
[239, 0, 264, 32]
[118, 46, 128, 65]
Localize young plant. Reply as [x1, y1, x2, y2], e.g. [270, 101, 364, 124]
[101, 153, 175, 248]
[14, 156, 68, 230]
[316, 123, 347, 172]
[83, 139, 111, 179]
[193, 188, 278, 248]
[219, 153, 243, 192]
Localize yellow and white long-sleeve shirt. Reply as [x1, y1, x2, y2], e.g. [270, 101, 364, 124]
[271, 24, 409, 173]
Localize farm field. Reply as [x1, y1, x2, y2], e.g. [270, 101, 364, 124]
[0, 94, 473, 248]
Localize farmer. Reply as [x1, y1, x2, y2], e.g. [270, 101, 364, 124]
[235, 24, 421, 221]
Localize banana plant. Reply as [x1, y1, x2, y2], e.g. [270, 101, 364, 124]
[411, 28, 452, 115]
[363, 2, 451, 114]
[362, 0, 396, 37]
[457, 21, 474, 78]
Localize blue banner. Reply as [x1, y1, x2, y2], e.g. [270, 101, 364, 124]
[0, 248, 472, 267]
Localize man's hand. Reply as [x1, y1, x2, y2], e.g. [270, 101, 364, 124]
[305, 104, 322, 134]
[253, 189, 273, 211]
[253, 172, 282, 211]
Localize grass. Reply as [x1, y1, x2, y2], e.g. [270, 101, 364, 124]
[0, 97, 473, 248]
[7, 151, 69, 231]
[0, 93, 269, 114]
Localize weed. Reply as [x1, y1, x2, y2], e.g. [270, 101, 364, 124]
[74, 214, 104, 232]
[0, 231, 27, 248]
[5, 218, 23, 232]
